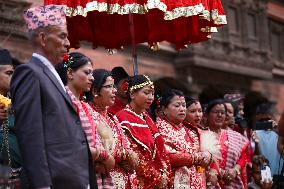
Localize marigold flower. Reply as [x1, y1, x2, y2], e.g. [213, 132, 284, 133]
[0, 94, 11, 109]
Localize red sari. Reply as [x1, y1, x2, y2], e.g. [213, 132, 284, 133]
[107, 98, 126, 117]
[211, 129, 249, 189]
[66, 88, 113, 188]
[91, 104, 132, 189]
[115, 107, 170, 189]
[157, 117, 206, 189]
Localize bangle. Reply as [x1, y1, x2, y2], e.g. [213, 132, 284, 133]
[206, 181, 212, 186]
[194, 154, 199, 165]
[234, 167, 240, 175]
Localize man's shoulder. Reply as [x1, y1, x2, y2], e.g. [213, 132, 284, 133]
[26, 56, 44, 68]
[12, 64, 36, 83]
[14, 57, 44, 75]
[11, 59, 46, 91]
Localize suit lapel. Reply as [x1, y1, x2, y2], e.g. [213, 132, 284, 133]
[30, 57, 77, 112]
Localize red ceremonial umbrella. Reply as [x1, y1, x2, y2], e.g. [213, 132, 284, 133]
[44, 0, 227, 74]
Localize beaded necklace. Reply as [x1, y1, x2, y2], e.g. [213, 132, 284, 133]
[92, 105, 116, 128]
[125, 105, 145, 121]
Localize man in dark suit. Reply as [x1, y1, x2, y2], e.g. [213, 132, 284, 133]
[10, 5, 96, 189]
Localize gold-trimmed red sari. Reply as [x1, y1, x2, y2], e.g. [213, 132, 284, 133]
[157, 117, 206, 189]
[115, 108, 171, 189]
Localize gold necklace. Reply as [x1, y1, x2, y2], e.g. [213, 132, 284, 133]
[126, 105, 145, 120]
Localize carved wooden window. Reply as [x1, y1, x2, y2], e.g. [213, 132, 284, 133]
[271, 31, 281, 60]
[227, 7, 239, 34]
[247, 13, 257, 39]
[269, 19, 283, 61]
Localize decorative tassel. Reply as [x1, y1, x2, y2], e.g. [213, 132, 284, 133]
[96, 122, 115, 152]
[197, 131, 221, 173]
[200, 130, 221, 160]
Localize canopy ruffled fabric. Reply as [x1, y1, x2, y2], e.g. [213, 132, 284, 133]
[44, 0, 227, 49]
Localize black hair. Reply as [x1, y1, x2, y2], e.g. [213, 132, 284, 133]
[160, 89, 185, 108]
[127, 75, 151, 99]
[12, 58, 21, 68]
[56, 52, 92, 85]
[185, 96, 199, 108]
[85, 69, 112, 102]
[0, 49, 12, 66]
[255, 102, 273, 116]
[223, 99, 239, 116]
[205, 99, 226, 114]
[91, 69, 112, 93]
[111, 66, 129, 85]
[149, 94, 161, 122]
[252, 155, 269, 167]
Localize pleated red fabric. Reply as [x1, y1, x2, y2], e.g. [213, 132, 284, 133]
[44, 0, 227, 49]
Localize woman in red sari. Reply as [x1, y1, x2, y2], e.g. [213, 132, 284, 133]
[205, 99, 249, 189]
[56, 53, 115, 189]
[86, 69, 136, 189]
[107, 67, 129, 116]
[184, 96, 205, 129]
[115, 75, 170, 189]
[156, 89, 211, 189]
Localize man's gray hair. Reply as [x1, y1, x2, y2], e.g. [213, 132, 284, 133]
[27, 26, 53, 44]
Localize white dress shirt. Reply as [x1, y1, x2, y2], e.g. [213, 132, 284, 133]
[32, 53, 66, 92]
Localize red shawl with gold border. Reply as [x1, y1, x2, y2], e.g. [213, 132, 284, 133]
[115, 108, 170, 189]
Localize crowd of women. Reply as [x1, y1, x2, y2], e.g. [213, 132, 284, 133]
[48, 52, 265, 189]
[1, 4, 281, 188]
[1, 46, 280, 189]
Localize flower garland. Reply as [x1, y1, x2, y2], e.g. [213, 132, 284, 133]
[129, 75, 154, 93]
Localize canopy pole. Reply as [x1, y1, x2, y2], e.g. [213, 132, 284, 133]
[129, 13, 138, 75]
